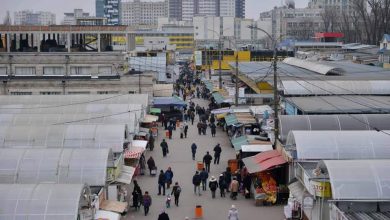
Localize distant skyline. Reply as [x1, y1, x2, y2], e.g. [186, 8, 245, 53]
[0, 0, 308, 24]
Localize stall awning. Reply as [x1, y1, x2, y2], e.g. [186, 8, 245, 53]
[212, 92, 226, 104]
[225, 114, 238, 126]
[236, 113, 257, 124]
[149, 108, 161, 114]
[211, 108, 233, 114]
[130, 140, 148, 149]
[142, 114, 159, 123]
[124, 147, 145, 159]
[241, 144, 273, 152]
[243, 150, 287, 173]
[116, 165, 136, 184]
[231, 136, 248, 151]
[153, 96, 186, 107]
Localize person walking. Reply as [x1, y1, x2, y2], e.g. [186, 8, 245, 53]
[180, 124, 184, 139]
[210, 123, 216, 137]
[184, 122, 189, 138]
[158, 210, 170, 220]
[142, 191, 152, 216]
[158, 170, 166, 196]
[190, 111, 195, 125]
[208, 176, 219, 199]
[197, 122, 202, 135]
[147, 156, 156, 175]
[219, 173, 227, 197]
[213, 143, 222, 164]
[191, 143, 197, 160]
[171, 182, 182, 206]
[164, 167, 174, 189]
[160, 139, 169, 157]
[149, 135, 155, 151]
[229, 177, 239, 200]
[192, 171, 202, 196]
[139, 154, 146, 175]
[228, 205, 239, 220]
[168, 125, 173, 139]
[203, 151, 213, 173]
[202, 122, 207, 135]
[200, 168, 208, 191]
[225, 168, 232, 192]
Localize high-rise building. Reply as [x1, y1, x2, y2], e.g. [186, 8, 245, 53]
[235, 0, 245, 18]
[104, 0, 121, 25]
[168, 0, 182, 21]
[63, 9, 90, 25]
[14, 10, 56, 25]
[96, 0, 105, 17]
[120, 0, 168, 26]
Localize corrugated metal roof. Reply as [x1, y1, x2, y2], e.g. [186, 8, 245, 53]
[283, 57, 345, 75]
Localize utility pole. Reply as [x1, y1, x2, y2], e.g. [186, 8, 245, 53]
[235, 53, 239, 106]
[218, 37, 222, 89]
[248, 25, 280, 142]
[208, 49, 211, 80]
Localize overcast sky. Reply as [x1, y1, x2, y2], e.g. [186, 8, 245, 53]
[0, 0, 307, 24]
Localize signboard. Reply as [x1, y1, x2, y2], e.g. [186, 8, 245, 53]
[195, 51, 202, 66]
[311, 180, 332, 198]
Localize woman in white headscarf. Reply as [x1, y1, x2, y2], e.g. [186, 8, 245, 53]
[228, 205, 239, 220]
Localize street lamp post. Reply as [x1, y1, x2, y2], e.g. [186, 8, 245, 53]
[248, 25, 280, 143]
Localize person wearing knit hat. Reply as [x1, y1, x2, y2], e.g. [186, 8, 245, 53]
[208, 176, 219, 198]
[228, 205, 239, 220]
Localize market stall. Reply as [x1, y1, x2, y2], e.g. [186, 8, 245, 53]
[152, 96, 187, 121]
[242, 150, 288, 206]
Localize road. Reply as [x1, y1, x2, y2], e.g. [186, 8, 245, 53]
[124, 97, 284, 220]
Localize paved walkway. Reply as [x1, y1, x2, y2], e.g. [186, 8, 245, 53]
[124, 98, 284, 220]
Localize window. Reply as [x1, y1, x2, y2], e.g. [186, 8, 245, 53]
[43, 67, 65, 75]
[97, 91, 119, 94]
[98, 66, 113, 75]
[0, 67, 7, 75]
[15, 67, 35, 75]
[10, 92, 32, 95]
[70, 66, 91, 75]
[40, 91, 61, 95]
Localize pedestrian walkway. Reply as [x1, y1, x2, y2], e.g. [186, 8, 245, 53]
[124, 98, 284, 220]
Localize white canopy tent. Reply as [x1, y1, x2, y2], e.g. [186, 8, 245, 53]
[0, 148, 112, 186]
[0, 183, 91, 219]
[323, 160, 390, 200]
[279, 114, 390, 143]
[286, 130, 390, 160]
[0, 124, 126, 152]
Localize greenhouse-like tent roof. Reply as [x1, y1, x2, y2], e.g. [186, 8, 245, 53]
[0, 124, 125, 152]
[323, 160, 390, 200]
[0, 148, 112, 186]
[153, 96, 187, 107]
[0, 183, 89, 219]
[279, 114, 390, 143]
[0, 94, 149, 106]
[225, 114, 238, 126]
[286, 130, 390, 160]
[212, 92, 225, 104]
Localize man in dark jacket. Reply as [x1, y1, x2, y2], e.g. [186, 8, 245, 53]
[203, 151, 213, 172]
[210, 123, 216, 137]
[192, 171, 201, 196]
[197, 122, 202, 135]
[200, 168, 208, 191]
[164, 167, 174, 189]
[208, 176, 219, 198]
[191, 143, 197, 160]
[142, 191, 152, 216]
[171, 182, 182, 206]
[158, 210, 170, 220]
[160, 139, 169, 157]
[184, 122, 189, 138]
[213, 143, 222, 164]
[218, 174, 226, 197]
[158, 170, 166, 196]
[147, 156, 156, 175]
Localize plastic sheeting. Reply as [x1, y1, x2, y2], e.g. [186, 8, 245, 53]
[153, 96, 186, 107]
[0, 183, 89, 219]
[0, 148, 112, 186]
[0, 124, 125, 152]
[0, 94, 149, 106]
[281, 80, 390, 95]
[287, 130, 390, 160]
[279, 114, 390, 143]
[324, 160, 390, 200]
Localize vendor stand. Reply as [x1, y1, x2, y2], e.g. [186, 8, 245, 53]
[152, 96, 187, 121]
[242, 150, 288, 206]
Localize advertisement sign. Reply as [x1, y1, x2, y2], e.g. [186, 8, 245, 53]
[311, 180, 332, 198]
[195, 51, 202, 66]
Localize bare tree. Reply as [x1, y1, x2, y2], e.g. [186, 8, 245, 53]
[321, 6, 339, 32]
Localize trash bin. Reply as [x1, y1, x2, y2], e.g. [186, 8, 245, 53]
[195, 205, 203, 218]
[197, 161, 204, 170]
[228, 159, 238, 173]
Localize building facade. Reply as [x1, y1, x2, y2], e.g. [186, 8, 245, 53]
[168, 0, 182, 21]
[96, 0, 105, 17]
[308, 0, 351, 11]
[14, 11, 56, 25]
[259, 7, 324, 41]
[104, 0, 121, 25]
[62, 9, 90, 25]
[181, 0, 245, 21]
[193, 16, 258, 49]
[120, 0, 168, 26]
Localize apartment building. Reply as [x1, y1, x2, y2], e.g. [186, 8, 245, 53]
[14, 11, 56, 25]
[121, 0, 168, 26]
